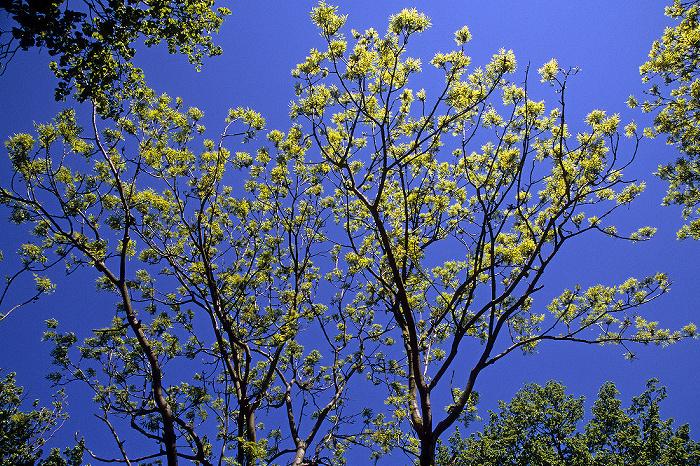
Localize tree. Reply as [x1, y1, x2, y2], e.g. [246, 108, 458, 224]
[436, 379, 700, 466]
[0, 370, 84, 466]
[634, 0, 700, 240]
[0, 0, 230, 117]
[288, 4, 694, 465]
[0, 3, 696, 466]
[6, 91, 366, 465]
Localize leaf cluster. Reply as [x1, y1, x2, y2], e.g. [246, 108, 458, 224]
[637, 0, 700, 239]
[0, 370, 84, 466]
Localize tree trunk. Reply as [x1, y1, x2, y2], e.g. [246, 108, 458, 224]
[292, 441, 307, 466]
[236, 403, 258, 465]
[122, 291, 179, 466]
[419, 434, 436, 466]
[93, 258, 180, 466]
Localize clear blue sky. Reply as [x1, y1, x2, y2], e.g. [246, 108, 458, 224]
[0, 0, 697, 460]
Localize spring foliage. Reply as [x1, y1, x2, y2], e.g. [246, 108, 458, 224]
[0, 2, 696, 465]
[0, 371, 83, 465]
[0, 0, 230, 117]
[436, 379, 700, 466]
[637, 0, 700, 240]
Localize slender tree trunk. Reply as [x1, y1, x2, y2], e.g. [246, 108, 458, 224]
[419, 434, 436, 466]
[93, 257, 179, 466]
[91, 107, 180, 464]
[236, 403, 258, 465]
[247, 407, 257, 445]
[292, 441, 307, 466]
[120, 280, 179, 466]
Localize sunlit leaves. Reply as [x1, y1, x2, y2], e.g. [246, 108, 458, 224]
[1, 3, 696, 465]
[0, 370, 80, 464]
[637, 0, 700, 239]
[285, 4, 693, 463]
[539, 58, 560, 83]
[388, 9, 431, 37]
[311, 1, 347, 37]
[454, 26, 472, 46]
[438, 379, 700, 466]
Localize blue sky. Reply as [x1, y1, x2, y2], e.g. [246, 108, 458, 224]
[0, 0, 698, 460]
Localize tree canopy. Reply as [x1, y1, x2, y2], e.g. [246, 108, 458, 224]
[0, 0, 230, 117]
[0, 2, 697, 466]
[0, 370, 83, 466]
[636, 0, 700, 239]
[436, 379, 700, 466]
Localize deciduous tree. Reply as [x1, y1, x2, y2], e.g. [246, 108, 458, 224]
[289, 4, 694, 464]
[635, 0, 700, 239]
[436, 379, 700, 466]
[0, 3, 696, 466]
[3, 90, 368, 465]
[0, 370, 84, 465]
[0, 0, 230, 117]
